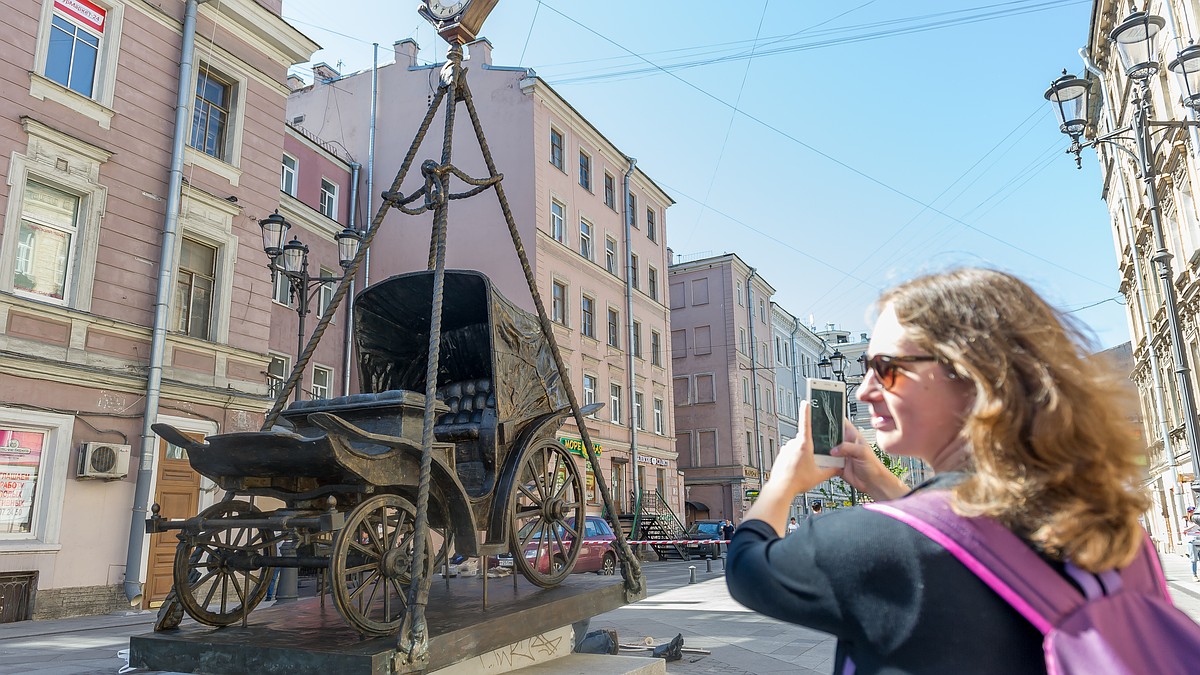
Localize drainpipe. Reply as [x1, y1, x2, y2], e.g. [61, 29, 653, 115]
[342, 161, 361, 395]
[1080, 50, 1184, 541]
[623, 157, 639, 501]
[124, 0, 204, 606]
[789, 317, 807, 513]
[746, 268, 765, 491]
[365, 43, 379, 286]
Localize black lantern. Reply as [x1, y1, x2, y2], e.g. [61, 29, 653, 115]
[282, 238, 308, 274]
[1044, 71, 1092, 139]
[336, 228, 362, 268]
[1170, 44, 1200, 109]
[856, 353, 867, 377]
[259, 211, 290, 258]
[817, 355, 832, 380]
[830, 349, 846, 380]
[1109, 9, 1165, 80]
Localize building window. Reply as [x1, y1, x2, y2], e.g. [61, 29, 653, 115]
[610, 383, 622, 424]
[312, 365, 332, 400]
[583, 374, 597, 413]
[317, 267, 335, 318]
[605, 237, 618, 275]
[737, 280, 743, 305]
[604, 172, 615, 209]
[579, 219, 593, 259]
[634, 392, 645, 430]
[172, 237, 217, 339]
[550, 128, 564, 170]
[273, 269, 291, 305]
[281, 154, 297, 196]
[551, 200, 565, 243]
[747, 432, 754, 465]
[581, 295, 595, 338]
[633, 321, 642, 358]
[739, 328, 747, 355]
[653, 397, 664, 434]
[630, 253, 639, 289]
[552, 281, 566, 324]
[579, 151, 591, 190]
[46, 12, 100, 97]
[0, 407, 74, 543]
[607, 308, 620, 348]
[267, 354, 289, 398]
[320, 179, 338, 220]
[759, 298, 766, 322]
[651, 330, 662, 366]
[647, 266, 658, 301]
[627, 192, 637, 228]
[190, 67, 233, 159]
[646, 208, 656, 242]
[12, 181, 80, 304]
[742, 377, 750, 404]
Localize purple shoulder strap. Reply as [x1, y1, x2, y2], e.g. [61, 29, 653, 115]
[863, 490, 1168, 635]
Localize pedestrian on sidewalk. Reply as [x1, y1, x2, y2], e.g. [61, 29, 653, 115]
[726, 268, 1158, 674]
[786, 517, 799, 534]
[1184, 507, 1200, 582]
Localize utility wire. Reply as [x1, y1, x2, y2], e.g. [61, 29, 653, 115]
[538, 1, 1112, 290]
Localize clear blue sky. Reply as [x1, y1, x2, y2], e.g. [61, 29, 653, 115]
[282, 1, 1127, 348]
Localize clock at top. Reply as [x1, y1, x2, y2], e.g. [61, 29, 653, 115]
[418, 0, 497, 45]
[426, 0, 469, 20]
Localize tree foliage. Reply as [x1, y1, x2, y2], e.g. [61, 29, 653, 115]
[817, 444, 908, 509]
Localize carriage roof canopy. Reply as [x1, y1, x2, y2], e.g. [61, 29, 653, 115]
[354, 270, 568, 425]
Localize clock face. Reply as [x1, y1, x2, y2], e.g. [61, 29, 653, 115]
[427, 0, 469, 19]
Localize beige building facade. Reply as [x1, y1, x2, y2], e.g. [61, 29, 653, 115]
[286, 39, 680, 519]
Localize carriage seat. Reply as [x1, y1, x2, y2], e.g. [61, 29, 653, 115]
[434, 378, 497, 442]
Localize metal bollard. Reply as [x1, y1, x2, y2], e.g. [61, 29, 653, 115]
[706, 558, 712, 573]
[688, 565, 696, 584]
[720, 556, 725, 571]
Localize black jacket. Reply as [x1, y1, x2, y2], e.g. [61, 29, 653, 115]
[726, 474, 1047, 674]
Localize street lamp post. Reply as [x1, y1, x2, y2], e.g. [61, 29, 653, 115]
[1045, 8, 1200, 496]
[258, 212, 360, 603]
[259, 212, 362, 401]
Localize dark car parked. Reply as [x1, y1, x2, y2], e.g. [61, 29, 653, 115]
[685, 519, 724, 559]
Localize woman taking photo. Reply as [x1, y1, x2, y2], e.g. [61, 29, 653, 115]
[726, 268, 1152, 673]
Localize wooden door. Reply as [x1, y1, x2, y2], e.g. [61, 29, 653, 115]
[144, 434, 203, 608]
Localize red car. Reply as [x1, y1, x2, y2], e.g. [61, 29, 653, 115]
[500, 515, 618, 575]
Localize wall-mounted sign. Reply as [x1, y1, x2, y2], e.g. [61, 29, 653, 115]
[745, 489, 760, 500]
[558, 437, 601, 458]
[54, 0, 106, 33]
[743, 466, 759, 480]
[638, 455, 671, 467]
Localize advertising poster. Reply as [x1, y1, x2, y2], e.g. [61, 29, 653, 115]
[0, 428, 45, 534]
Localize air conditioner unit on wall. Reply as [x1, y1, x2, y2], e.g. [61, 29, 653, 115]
[77, 442, 131, 480]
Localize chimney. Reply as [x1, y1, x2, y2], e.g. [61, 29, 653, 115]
[394, 39, 420, 68]
[287, 74, 305, 90]
[467, 38, 493, 66]
[312, 62, 340, 81]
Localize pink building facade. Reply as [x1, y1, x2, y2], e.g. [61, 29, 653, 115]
[669, 253, 779, 524]
[0, 0, 317, 619]
[286, 38, 681, 517]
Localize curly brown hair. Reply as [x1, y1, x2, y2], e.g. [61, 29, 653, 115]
[880, 268, 1148, 572]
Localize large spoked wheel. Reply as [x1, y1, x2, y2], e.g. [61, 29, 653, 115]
[330, 494, 432, 636]
[173, 500, 275, 627]
[508, 439, 586, 588]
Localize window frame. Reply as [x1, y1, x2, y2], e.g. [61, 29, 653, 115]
[651, 330, 662, 366]
[578, 150, 591, 191]
[627, 192, 638, 228]
[319, 178, 338, 220]
[30, 0, 125, 128]
[632, 320, 642, 359]
[630, 253, 639, 290]
[267, 353, 290, 399]
[605, 237, 618, 276]
[183, 56, 248, 185]
[604, 172, 616, 209]
[549, 127, 565, 171]
[581, 294, 596, 338]
[610, 383, 622, 424]
[653, 397, 664, 434]
[552, 280, 567, 324]
[634, 391, 645, 430]
[579, 218, 593, 260]
[647, 266, 658, 301]
[550, 199, 566, 244]
[11, 180, 82, 306]
[281, 154, 298, 197]
[583, 374, 598, 415]
[312, 364, 333, 400]
[173, 236, 218, 340]
[316, 266, 336, 319]
[646, 207, 656, 242]
[0, 407, 74, 548]
[607, 307, 620, 349]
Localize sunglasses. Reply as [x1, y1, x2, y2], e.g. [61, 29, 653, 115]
[865, 354, 941, 391]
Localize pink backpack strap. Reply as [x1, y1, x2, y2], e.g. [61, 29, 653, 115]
[864, 490, 1087, 635]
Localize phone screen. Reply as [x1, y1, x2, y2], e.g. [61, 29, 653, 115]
[810, 387, 844, 456]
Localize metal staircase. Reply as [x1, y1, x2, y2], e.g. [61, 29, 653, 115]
[615, 489, 689, 560]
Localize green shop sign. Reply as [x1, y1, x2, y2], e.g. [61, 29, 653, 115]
[558, 437, 602, 458]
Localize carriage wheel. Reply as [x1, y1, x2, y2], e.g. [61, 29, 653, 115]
[508, 439, 586, 588]
[330, 494, 433, 636]
[172, 500, 274, 627]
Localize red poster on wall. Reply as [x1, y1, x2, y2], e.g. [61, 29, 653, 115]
[0, 429, 45, 534]
[54, 0, 106, 33]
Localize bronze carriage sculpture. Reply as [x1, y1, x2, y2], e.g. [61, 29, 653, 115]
[149, 270, 602, 636]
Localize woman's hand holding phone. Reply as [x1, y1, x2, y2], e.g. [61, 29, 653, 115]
[830, 420, 912, 501]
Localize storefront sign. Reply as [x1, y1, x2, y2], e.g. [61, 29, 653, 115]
[743, 466, 759, 480]
[0, 428, 44, 534]
[638, 455, 671, 467]
[558, 437, 601, 458]
[54, 0, 106, 33]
